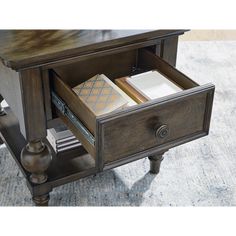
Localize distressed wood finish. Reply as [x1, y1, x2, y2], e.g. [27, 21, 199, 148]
[53, 49, 137, 87]
[0, 107, 96, 205]
[149, 151, 167, 174]
[51, 49, 138, 133]
[18, 70, 53, 196]
[0, 61, 26, 131]
[160, 36, 179, 66]
[138, 48, 198, 89]
[19, 68, 47, 141]
[42, 69, 52, 122]
[51, 48, 214, 169]
[51, 72, 96, 158]
[0, 30, 215, 206]
[97, 84, 214, 167]
[21, 139, 52, 185]
[0, 30, 186, 70]
[33, 193, 50, 206]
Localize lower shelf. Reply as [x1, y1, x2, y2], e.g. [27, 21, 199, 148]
[0, 107, 97, 193]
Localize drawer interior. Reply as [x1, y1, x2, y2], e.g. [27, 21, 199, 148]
[52, 49, 138, 88]
[50, 47, 214, 167]
[52, 48, 198, 95]
[50, 48, 201, 138]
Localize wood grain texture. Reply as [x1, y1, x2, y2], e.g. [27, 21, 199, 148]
[0, 61, 26, 132]
[95, 50, 214, 166]
[160, 36, 179, 66]
[55, 110, 96, 159]
[0, 30, 186, 70]
[51, 48, 214, 168]
[19, 68, 47, 141]
[149, 151, 167, 174]
[41, 69, 52, 121]
[46, 38, 160, 70]
[51, 72, 96, 157]
[53, 49, 137, 87]
[115, 76, 149, 104]
[0, 40, 221, 207]
[98, 86, 213, 165]
[51, 71, 96, 134]
[138, 49, 198, 89]
[0, 30, 216, 206]
[0, 107, 96, 197]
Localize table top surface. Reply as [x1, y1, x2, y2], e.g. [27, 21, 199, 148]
[0, 30, 185, 70]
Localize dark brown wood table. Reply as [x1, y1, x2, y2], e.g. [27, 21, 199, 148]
[0, 30, 214, 206]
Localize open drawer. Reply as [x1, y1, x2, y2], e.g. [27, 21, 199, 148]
[50, 48, 215, 170]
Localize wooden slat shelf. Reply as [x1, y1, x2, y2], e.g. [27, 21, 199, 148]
[0, 107, 97, 195]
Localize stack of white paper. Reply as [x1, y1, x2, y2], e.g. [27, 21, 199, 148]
[127, 70, 182, 100]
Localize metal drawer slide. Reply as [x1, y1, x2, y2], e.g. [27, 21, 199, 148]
[51, 91, 95, 146]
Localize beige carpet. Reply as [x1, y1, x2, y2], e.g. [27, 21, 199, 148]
[180, 30, 236, 41]
[0, 40, 236, 206]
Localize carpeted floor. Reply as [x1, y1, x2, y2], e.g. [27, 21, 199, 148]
[0, 41, 236, 206]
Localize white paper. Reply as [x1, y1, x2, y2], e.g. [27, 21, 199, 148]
[127, 71, 182, 100]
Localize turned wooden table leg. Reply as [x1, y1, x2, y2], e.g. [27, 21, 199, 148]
[148, 151, 167, 174]
[32, 193, 50, 206]
[18, 68, 53, 206]
[21, 140, 52, 184]
[21, 140, 52, 206]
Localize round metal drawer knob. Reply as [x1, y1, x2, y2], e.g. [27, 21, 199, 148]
[155, 124, 169, 139]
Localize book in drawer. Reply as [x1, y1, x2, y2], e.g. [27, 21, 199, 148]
[50, 48, 214, 170]
[72, 74, 129, 116]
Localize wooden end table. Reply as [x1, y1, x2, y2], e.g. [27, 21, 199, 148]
[0, 30, 214, 206]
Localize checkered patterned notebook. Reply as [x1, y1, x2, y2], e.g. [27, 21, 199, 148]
[73, 74, 129, 116]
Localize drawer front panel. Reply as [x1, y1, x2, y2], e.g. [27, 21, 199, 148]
[50, 48, 214, 171]
[97, 84, 214, 167]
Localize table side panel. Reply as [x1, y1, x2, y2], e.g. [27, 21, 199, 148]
[0, 61, 26, 134]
